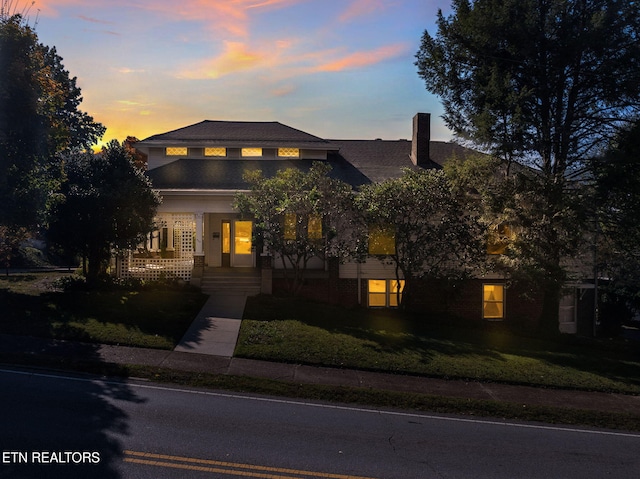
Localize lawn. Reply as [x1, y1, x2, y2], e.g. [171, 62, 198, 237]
[0, 272, 208, 349]
[238, 295, 640, 395]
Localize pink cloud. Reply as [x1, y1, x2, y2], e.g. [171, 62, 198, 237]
[314, 43, 408, 72]
[178, 41, 270, 79]
[36, 0, 299, 37]
[338, 0, 388, 23]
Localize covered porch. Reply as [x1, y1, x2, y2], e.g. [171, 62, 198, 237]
[117, 212, 260, 283]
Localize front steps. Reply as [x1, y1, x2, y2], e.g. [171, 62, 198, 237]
[199, 268, 262, 295]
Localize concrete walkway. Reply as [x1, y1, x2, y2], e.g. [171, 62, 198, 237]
[174, 292, 249, 357]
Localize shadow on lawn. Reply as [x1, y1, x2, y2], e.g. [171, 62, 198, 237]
[243, 295, 640, 390]
[0, 278, 207, 349]
[244, 295, 508, 363]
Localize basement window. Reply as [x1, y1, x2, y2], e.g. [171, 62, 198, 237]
[483, 284, 505, 319]
[368, 279, 405, 308]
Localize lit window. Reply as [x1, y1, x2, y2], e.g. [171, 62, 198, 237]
[483, 284, 505, 319]
[487, 224, 513, 255]
[283, 214, 323, 240]
[166, 147, 187, 156]
[368, 280, 388, 307]
[205, 147, 226, 157]
[368, 279, 405, 308]
[241, 148, 262, 157]
[389, 280, 404, 307]
[368, 226, 395, 255]
[284, 213, 297, 240]
[308, 215, 322, 240]
[278, 148, 300, 158]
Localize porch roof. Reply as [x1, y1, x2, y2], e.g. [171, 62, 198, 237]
[147, 158, 370, 190]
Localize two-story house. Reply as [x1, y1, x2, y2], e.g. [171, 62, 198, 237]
[121, 113, 594, 333]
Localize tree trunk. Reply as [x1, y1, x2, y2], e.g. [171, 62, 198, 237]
[538, 281, 561, 336]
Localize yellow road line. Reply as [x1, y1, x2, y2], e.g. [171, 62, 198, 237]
[123, 450, 379, 479]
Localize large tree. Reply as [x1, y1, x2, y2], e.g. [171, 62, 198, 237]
[356, 168, 484, 309]
[234, 162, 360, 294]
[48, 141, 160, 284]
[416, 0, 640, 332]
[594, 122, 640, 318]
[0, 13, 105, 229]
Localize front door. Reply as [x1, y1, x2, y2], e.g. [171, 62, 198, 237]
[220, 219, 253, 268]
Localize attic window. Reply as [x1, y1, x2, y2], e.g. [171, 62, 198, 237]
[241, 148, 262, 157]
[278, 148, 299, 158]
[166, 147, 187, 156]
[205, 147, 226, 157]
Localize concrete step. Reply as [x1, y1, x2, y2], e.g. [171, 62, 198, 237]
[199, 271, 262, 294]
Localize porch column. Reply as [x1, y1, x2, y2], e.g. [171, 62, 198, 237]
[166, 223, 175, 258]
[195, 212, 204, 255]
[193, 212, 205, 274]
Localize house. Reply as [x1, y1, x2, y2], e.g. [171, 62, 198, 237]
[123, 113, 594, 333]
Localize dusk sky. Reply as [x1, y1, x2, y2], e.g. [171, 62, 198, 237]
[31, 0, 455, 147]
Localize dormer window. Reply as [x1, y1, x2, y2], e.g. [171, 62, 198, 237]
[205, 147, 226, 157]
[242, 148, 262, 157]
[166, 147, 188, 156]
[278, 148, 300, 158]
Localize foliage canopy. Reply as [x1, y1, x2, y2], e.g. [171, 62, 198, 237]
[48, 141, 160, 284]
[234, 162, 360, 294]
[416, 0, 640, 332]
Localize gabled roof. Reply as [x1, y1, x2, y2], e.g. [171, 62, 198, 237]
[138, 120, 338, 150]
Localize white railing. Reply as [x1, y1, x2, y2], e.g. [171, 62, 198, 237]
[119, 257, 194, 281]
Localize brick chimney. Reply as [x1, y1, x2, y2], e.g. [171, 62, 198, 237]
[411, 113, 430, 167]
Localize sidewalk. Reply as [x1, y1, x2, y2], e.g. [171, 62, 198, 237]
[0, 333, 638, 416]
[173, 292, 247, 356]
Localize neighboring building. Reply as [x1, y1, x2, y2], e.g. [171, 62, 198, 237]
[122, 113, 594, 332]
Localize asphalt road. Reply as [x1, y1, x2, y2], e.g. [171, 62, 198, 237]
[1, 367, 638, 479]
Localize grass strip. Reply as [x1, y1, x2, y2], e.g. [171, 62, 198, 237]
[2, 352, 639, 433]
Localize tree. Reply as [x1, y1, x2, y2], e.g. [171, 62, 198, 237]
[594, 122, 640, 321]
[356, 168, 484, 309]
[416, 0, 640, 333]
[0, 12, 105, 229]
[234, 162, 360, 294]
[0, 225, 28, 275]
[48, 141, 161, 284]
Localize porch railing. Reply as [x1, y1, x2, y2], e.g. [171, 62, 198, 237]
[118, 256, 194, 282]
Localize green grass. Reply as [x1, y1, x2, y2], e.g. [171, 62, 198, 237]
[0, 272, 208, 349]
[238, 295, 640, 395]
